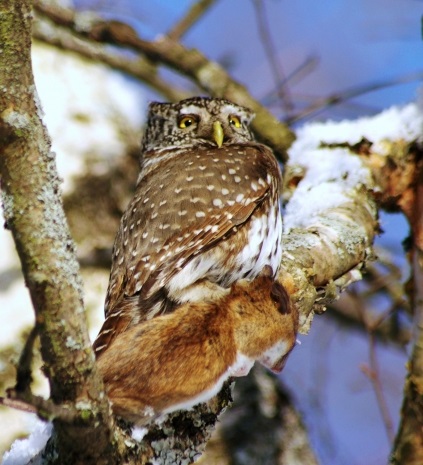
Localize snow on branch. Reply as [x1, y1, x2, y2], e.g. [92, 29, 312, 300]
[280, 103, 423, 332]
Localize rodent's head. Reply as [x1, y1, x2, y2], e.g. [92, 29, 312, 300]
[231, 272, 298, 373]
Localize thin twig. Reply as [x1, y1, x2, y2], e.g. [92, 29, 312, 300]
[329, 295, 411, 346]
[287, 70, 423, 124]
[261, 54, 319, 106]
[167, 0, 218, 41]
[362, 333, 395, 443]
[351, 273, 399, 444]
[1, 390, 78, 423]
[15, 325, 38, 394]
[252, 0, 293, 115]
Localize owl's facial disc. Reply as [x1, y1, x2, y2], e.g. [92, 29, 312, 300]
[177, 107, 251, 147]
[141, 98, 255, 155]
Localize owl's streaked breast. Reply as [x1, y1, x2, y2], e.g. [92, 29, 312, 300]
[167, 198, 282, 303]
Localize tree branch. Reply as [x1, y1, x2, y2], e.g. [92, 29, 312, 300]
[32, 16, 190, 102]
[0, 1, 122, 463]
[32, 0, 295, 161]
[390, 145, 423, 463]
[281, 106, 422, 334]
[166, 0, 218, 41]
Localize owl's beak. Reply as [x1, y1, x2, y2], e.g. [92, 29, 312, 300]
[212, 121, 224, 148]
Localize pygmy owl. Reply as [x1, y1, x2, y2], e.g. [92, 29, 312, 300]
[94, 97, 283, 355]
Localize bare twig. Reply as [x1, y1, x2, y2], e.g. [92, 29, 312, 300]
[361, 334, 395, 443]
[329, 287, 411, 347]
[252, 0, 293, 115]
[167, 0, 218, 41]
[1, 391, 78, 423]
[287, 71, 423, 124]
[32, 16, 190, 102]
[339, 256, 410, 345]
[261, 54, 319, 106]
[15, 325, 38, 394]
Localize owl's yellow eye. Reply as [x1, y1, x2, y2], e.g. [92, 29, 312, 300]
[229, 115, 242, 128]
[178, 115, 197, 129]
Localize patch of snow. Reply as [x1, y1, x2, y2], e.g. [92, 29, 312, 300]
[131, 426, 148, 442]
[32, 43, 145, 192]
[1, 419, 51, 465]
[284, 103, 423, 231]
[292, 103, 423, 153]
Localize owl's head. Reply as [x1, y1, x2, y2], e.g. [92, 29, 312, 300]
[141, 97, 255, 155]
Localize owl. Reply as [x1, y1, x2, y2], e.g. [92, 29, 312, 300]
[94, 97, 283, 356]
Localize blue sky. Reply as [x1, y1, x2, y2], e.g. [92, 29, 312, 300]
[77, 0, 423, 121]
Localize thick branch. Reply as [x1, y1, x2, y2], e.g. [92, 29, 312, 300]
[0, 1, 120, 463]
[281, 105, 422, 334]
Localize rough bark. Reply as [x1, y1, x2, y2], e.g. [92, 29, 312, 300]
[198, 366, 319, 465]
[0, 1, 121, 463]
[389, 144, 423, 463]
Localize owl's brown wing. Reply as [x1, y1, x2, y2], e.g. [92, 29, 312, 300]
[138, 189, 269, 299]
[104, 143, 280, 320]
